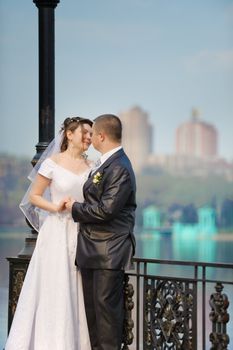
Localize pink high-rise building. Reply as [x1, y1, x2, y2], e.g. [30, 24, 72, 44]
[119, 106, 153, 172]
[176, 109, 218, 159]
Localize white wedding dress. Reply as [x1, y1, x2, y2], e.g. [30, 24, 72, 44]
[5, 158, 91, 350]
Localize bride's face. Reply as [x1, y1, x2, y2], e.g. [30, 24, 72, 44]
[71, 123, 92, 151]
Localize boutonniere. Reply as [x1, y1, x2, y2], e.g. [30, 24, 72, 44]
[93, 172, 103, 185]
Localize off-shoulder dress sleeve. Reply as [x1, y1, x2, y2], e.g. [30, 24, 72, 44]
[38, 158, 55, 179]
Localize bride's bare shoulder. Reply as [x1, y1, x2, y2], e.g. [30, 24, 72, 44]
[49, 153, 62, 163]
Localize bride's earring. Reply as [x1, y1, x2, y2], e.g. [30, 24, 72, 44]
[67, 130, 73, 147]
[67, 133, 74, 149]
[69, 140, 74, 149]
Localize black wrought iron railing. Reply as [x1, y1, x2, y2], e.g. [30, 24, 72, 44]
[7, 256, 233, 349]
[123, 258, 233, 350]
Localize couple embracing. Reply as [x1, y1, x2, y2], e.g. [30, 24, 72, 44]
[5, 114, 136, 350]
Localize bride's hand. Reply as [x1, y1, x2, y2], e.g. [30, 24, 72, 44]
[65, 198, 76, 212]
[57, 197, 70, 212]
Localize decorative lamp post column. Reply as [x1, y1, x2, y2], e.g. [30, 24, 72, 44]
[7, 0, 60, 332]
[32, 0, 60, 167]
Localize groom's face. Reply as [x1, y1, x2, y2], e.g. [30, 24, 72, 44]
[91, 123, 102, 151]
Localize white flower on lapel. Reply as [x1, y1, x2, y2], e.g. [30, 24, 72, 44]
[92, 172, 103, 185]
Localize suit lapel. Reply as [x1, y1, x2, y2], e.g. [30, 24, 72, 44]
[84, 149, 125, 191]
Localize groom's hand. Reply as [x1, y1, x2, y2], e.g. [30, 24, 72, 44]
[65, 197, 76, 212]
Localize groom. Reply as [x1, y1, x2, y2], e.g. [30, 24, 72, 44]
[66, 114, 136, 350]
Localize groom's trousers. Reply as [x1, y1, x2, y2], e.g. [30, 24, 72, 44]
[81, 268, 125, 350]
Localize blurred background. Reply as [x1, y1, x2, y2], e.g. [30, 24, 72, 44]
[1, 0, 233, 348]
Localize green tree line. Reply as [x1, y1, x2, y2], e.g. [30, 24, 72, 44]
[0, 154, 233, 228]
[0, 154, 31, 226]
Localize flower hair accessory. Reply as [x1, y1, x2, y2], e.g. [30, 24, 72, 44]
[93, 172, 102, 185]
[60, 116, 93, 132]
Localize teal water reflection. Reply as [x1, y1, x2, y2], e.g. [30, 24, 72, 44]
[1, 228, 233, 349]
[136, 230, 233, 264]
[173, 234, 216, 262]
[136, 230, 233, 280]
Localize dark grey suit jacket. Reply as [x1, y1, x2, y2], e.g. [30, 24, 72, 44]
[72, 148, 136, 270]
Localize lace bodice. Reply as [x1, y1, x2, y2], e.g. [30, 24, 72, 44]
[39, 158, 91, 204]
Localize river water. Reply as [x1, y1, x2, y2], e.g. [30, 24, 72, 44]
[1, 227, 233, 349]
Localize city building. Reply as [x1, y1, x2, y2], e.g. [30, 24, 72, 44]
[119, 106, 153, 172]
[175, 108, 218, 159]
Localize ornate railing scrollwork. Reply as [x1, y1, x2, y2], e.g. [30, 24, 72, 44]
[122, 274, 134, 350]
[209, 282, 230, 350]
[10, 270, 25, 316]
[144, 278, 195, 349]
[7, 258, 30, 332]
[124, 259, 233, 349]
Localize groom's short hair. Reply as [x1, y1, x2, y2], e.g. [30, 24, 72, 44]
[94, 114, 122, 142]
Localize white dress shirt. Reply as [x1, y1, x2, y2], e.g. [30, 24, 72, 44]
[100, 146, 122, 166]
[91, 146, 122, 174]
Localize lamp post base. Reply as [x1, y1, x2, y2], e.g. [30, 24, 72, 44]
[7, 256, 30, 333]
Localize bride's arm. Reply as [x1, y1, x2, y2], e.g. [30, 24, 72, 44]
[29, 174, 66, 213]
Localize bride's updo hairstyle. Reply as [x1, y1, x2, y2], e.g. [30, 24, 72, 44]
[60, 116, 93, 152]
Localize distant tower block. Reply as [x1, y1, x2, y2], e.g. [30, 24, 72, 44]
[143, 206, 161, 229]
[119, 106, 153, 172]
[176, 109, 218, 159]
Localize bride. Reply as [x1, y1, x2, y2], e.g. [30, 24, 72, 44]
[5, 117, 93, 350]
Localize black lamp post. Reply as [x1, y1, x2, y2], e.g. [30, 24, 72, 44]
[7, 0, 60, 332]
[32, 0, 60, 166]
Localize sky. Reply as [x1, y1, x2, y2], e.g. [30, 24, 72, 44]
[1, 0, 233, 161]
